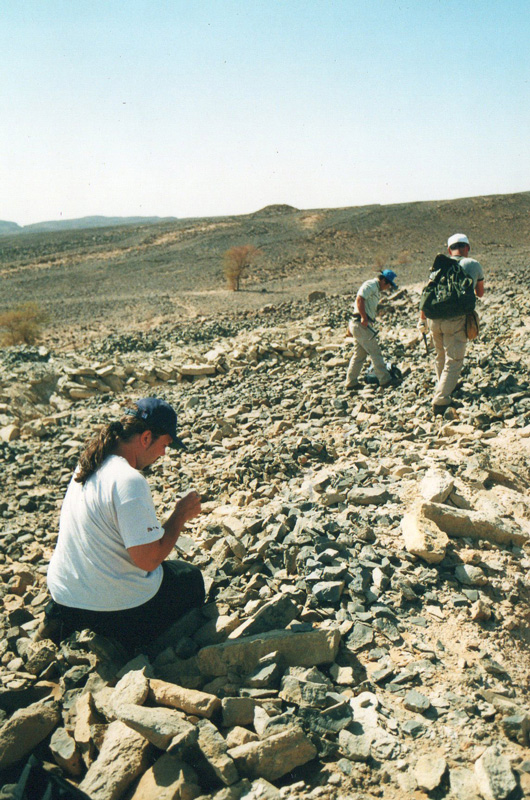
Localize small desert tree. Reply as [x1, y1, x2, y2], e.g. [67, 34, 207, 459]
[0, 302, 48, 345]
[223, 245, 261, 291]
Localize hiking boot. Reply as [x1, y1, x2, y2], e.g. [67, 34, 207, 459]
[344, 382, 362, 391]
[432, 404, 448, 418]
[34, 616, 62, 645]
[379, 377, 400, 390]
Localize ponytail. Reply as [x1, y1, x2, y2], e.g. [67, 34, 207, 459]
[75, 416, 166, 485]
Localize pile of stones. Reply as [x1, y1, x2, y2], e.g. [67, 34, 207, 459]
[0, 282, 529, 799]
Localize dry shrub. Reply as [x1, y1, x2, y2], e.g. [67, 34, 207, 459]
[397, 249, 411, 265]
[223, 245, 262, 291]
[373, 252, 388, 270]
[0, 302, 48, 345]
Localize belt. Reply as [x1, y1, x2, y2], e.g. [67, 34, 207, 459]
[352, 314, 375, 323]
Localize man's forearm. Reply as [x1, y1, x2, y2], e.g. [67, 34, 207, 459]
[356, 296, 368, 323]
[128, 491, 201, 572]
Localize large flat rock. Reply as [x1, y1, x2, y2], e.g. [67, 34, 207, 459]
[197, 628, 341, 677]
[419, 501, 528, 546]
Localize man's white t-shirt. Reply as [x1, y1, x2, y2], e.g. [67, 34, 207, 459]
[47, 455, 164, 611]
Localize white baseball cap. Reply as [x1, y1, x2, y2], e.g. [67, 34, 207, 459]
[447, 233, 470, 248]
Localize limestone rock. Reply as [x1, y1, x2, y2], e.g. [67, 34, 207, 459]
[114, 703, 197, 750]
[149, 678, 221, 718]
[401, 509, 448, 564]
[0, 701, 61, 769]
[228, 727, 317, 781]
[197, 628, 341, 677]
[129, 753, 201, 800]
[228, 594, 299, 639]
[474, 746, 517, 800]
[21, 639, 58, 675]
[403, 689, 431, 714]
[222, 697, 257, 727]
[414, 754, 447, 791]
[196, 718, 239, 786]
[420, 468, 454, 503]
[419, 501, 528, 546]
[338, 728, 373, 762]
[179, 364, 217, 377]
[348, 487, 390, 506]
[1, 424, 20, 442]
[113, 668, 150, 707]
[74, 691, 103, 767]
[49, 726, 83, 776]
[449, 767, 482, 800]
[79, 720, 151, 800]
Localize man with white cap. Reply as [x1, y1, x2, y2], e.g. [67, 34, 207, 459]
[345, 269, 399, 390]
[419, 234, 484, 415]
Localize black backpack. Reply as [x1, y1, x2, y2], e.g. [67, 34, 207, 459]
[419, 254, 476, 319]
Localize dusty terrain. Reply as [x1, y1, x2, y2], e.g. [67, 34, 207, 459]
[1, 191, 529, 346]
[0, 192, 529, 799]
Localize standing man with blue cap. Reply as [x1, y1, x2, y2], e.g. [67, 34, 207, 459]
[42, 397, 205, 653]
[345, 269, 399, 390]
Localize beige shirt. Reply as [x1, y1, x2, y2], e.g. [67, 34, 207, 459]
[356, 278, 380, 321]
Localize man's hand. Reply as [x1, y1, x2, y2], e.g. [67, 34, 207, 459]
[175, 490, 201, 524]
[360, 317, 369, 327]
[417, 318, 428, 333]
[128, 489, 202, 572]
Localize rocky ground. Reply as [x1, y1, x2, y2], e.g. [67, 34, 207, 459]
[0, 274, 529, 799]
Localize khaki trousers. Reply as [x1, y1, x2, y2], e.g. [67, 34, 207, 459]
[346, 321, 391, 387]
[428, 315, 467, 406]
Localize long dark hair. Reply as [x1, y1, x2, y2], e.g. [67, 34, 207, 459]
[75, 416, 167, 485]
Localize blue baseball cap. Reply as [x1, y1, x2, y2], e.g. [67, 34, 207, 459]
[381, 269, 398, 289]
[126, 397, 186, 450]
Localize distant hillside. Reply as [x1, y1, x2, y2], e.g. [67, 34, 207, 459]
[0, 221, 22, 234]
[1, 190, 529, 338]
[0, 215, 178, 235]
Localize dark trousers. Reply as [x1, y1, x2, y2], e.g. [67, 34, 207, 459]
[45, 560, 205, 653]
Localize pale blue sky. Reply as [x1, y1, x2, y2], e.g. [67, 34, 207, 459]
[1, 0, 529, 225]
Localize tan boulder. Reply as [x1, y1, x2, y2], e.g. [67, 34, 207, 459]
[79, 720, 150, 800]
[149, 679, 221, 718]
[129, 753, 201, 800]
[0, 701, 61, 769]
[228, 727, 317, 781]
[401, 509, 449, 564]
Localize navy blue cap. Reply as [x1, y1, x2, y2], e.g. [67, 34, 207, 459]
[381, 269, 398, 289]
[126, 397, 186, 450]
